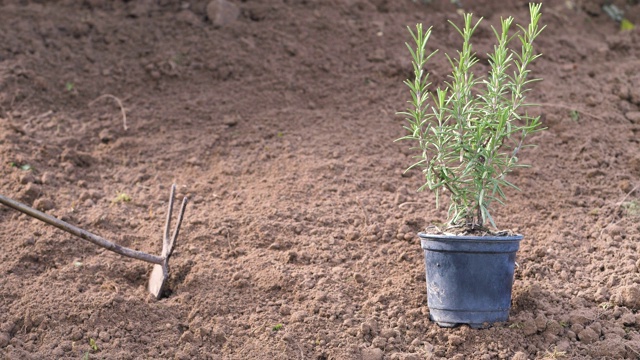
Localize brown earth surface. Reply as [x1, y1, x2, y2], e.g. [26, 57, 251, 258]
[1, 0, 640, 359]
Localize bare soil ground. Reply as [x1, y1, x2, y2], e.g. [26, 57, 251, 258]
[1, 0, 640, 359]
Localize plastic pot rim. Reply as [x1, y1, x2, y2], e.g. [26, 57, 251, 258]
[418, 232, 524, 242]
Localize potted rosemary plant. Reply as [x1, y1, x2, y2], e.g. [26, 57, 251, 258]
[399, 4, 545, 328]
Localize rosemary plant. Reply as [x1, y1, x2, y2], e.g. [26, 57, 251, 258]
[399, 3, 545, 230]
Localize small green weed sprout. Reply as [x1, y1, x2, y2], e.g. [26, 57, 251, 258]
[112, 192, 132, 204]
[272, 323, 284, 331]
[622, 200, 640, 217]
[82, 338, 99, 359]
[7, 161, 32, 171]
[89, 338, 98, 351]
[558, 320, 568, 328]
[399, 3, 545, 229]
[569, 110, 580, 122]
[599, 301, 614, 310]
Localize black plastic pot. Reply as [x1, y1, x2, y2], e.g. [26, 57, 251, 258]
[419, 233, 523, 328]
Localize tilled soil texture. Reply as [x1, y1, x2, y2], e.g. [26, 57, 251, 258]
[1, 0, 640, 359]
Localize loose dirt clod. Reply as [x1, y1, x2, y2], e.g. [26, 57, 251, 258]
[613, 285, 640, 310]
[206, 0, 239, 27]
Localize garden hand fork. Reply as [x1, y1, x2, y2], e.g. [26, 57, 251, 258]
[0, 184, 187, 299]
[148, 184, 187, 298]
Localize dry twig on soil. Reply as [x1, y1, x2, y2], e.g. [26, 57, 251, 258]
[89, 94, 129, 130]
[398, 201, 422, 209]
[615, 184, 639, 208]
[356, 198, 370, 227]
[598, 183, 638, 238]
[626, 344, 640, 357]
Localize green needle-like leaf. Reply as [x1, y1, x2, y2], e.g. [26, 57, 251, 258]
[397, 4, 544, 230]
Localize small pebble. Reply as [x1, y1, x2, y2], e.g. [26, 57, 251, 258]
[613, 284, 640, 309]
[290, 311, 307, 323]
[577, 327, 598, 344]
[361, 322, 372, 335]
[19, 172, 36, 185]
[207, 0, 240, 27]
[34, 198, 55, 211]
[41, 172, 57, 185]
[371, 336, 386, 349]
[620, 313, 636, 326]
[625, 111, 640, 123]
[0, 332, 10, 347]
[179, 331, 193, 344]
[21, 183, 41, 202]
[379, 328, 398, 339]
[381, 182, 395, 192]
[361, 347, 383, 360]
[70, 329, 83, 341]
[346, 231, 360, 241]
[448, 335, 464, 346]
[279, 305, 291, 316]
[315, 291, 327, 302]
[522, 319, 537, 336]
[98, 129, 114, 143]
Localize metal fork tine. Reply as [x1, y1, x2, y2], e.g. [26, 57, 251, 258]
[167, 196, 188, 258]
[150, 184, 189, 299]
[162, 184, 176, 257]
